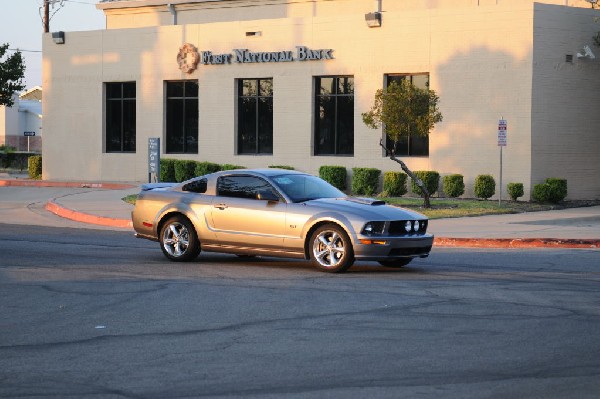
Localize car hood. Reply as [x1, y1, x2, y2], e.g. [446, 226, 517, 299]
[304, 197, 427, 220]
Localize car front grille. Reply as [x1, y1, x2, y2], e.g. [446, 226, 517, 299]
[389, 220, 428, 236]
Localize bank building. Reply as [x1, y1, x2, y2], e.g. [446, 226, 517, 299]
[42, 0, 600, 200]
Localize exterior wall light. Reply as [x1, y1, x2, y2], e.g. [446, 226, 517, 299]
[365, 12, 382, 28]
[52, 31, 65, 44]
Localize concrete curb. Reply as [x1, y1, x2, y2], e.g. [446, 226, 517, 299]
[434, 237, 599, 249]
[45, 199, 133, 229]
[43, 199, 600, 248]
[0, 179, 135, 190]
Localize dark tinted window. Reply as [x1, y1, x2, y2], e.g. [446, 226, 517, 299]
[166, 81, 199, 154]
[182, 178, 207, 193]
[217, 175, 275, 200]
[314, 76, 354, 156]
[238, 78, 273, 155]
[106, 82, 136, 153]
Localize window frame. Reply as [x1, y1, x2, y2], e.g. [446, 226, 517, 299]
[236, 78, 274, 155]
[105, 81, 136, 153]
[165, 80, 199, 154]
[313, 75, 355, 156]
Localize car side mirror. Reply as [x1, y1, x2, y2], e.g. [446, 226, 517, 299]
[256, 190, 279, 202]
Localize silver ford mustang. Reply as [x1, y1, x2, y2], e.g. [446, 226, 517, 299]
[132, 168, 433, 273]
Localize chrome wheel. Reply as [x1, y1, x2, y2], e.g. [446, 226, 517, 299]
[159, 216, 200, 261]
[309, 224, 354, 273]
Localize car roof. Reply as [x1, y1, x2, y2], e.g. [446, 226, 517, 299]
[212, 168, 307, 178]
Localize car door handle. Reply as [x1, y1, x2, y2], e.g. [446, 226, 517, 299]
[214, 203, 228, 210]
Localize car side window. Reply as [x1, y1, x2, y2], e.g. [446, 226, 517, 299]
[182, 178, 207, 193]
[217, 176, 276, 200]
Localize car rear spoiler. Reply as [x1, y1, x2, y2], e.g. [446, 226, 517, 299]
[140, 183, 177, 191]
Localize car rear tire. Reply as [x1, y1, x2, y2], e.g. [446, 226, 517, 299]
[378, 258, 412, 268]
[159, 216, 200, 262]
[309, 224, 354, 273]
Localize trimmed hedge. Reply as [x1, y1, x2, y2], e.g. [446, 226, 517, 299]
[220, 164, 246, 171]
[410, 171, 440, 197]
[28, 155, 42, 180]
[546, 178, 567, 203]
[532, 178, 567, 203]
[474, 174, 496, 200]
[269, 165, 295, 170]
[195, 161, 220, 176]
[319, 165, 347, 191]
[0, 145, 16, 168]
[160, 159, 176, 182]
[507, 182, 524, 201]
[174, 160, 197, 182]
[352, 167, 381, 196]
[383, 171, 407, 197]
[442, 174, 465, 198]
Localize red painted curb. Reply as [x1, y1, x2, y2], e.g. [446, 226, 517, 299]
[0, 179, 136, 190]
[434, 237, 599, 249]
[45, 199, 133, 229]
[41, 199, 600, 247]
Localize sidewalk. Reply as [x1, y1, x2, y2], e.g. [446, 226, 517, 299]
[1, 176, 599, 249]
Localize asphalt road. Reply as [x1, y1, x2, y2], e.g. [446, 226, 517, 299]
[1, 223, 599, 398]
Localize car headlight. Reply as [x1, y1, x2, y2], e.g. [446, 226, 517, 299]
[405, 221, 412, 232]
[362, 221, 385, 235]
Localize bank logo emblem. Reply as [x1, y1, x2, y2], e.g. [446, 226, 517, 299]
[177, 43, 200, 74]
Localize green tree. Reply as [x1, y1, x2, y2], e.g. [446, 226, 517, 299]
[362, 80, 443, 208]
[0, 44, 26, 107]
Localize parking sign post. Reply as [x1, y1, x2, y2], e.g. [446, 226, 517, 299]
[148, 138, 160, 183]
[498, 119, 507, 205]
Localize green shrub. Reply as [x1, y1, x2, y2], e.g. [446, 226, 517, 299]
[474, 174, 496, 200]
[545, 178, 567, 203]
[532, 178, 567, 203]
[351, 168, 381, 196]
[160, 159, 176, 182]
[532, 183, 551, 203]
[269, 165, 295, 170]
[28, 155, 42, 179]
[442, 174, 465, 198]
[0, 145, 16, 168]
[194, 161, 221, 176]
[174, 160, 197, 182]
[410, 171, 440, 197]
[220, 164, 245, 171]
[382, 171, 407, 197]
[507, 182, 524, 201]
[319, 165, 347, 191]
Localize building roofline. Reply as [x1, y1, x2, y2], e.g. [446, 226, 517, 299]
[96, 0, 226, 10]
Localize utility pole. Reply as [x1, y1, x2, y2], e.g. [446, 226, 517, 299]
[43, 0, 50, 33]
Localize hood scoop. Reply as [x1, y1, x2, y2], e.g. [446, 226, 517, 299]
[343, 197, 386, 206]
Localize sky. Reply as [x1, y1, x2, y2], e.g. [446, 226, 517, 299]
[0, 0, 105, 89]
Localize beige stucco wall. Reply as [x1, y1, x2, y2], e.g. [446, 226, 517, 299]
[531, 3, 600, 200]
[43, 0, 600, 199]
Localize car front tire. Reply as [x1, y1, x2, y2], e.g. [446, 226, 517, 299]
[159, 216, 200, 262]
[309, 224, 354, 273]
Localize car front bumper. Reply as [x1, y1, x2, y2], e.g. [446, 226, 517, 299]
[353, 234, 434, 261]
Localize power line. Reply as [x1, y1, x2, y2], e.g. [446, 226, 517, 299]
[7, 49, 42, 53]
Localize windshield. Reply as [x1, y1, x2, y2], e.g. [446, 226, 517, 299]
[272, 174, 346, 203]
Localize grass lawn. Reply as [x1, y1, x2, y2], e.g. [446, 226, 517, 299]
[383, 197, 599, 219]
